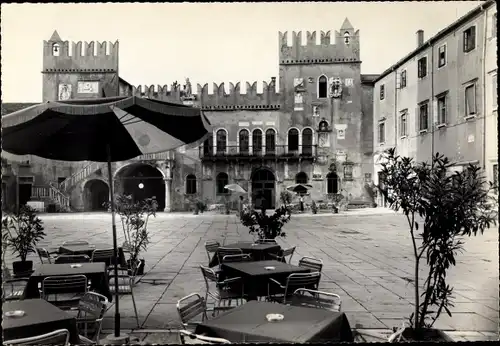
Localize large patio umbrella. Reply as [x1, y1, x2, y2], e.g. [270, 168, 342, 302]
[1, 95, 212, 337]
[224, 183, 247, 194]
[286, 183, 313, 195]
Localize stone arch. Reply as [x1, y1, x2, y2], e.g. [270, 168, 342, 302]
[287, 127, 300, 152]
[238, 128, 250, 154]
[114, 163, 166, 211]
[83, 179, 109, 211]
[215, 128, 228, 154]
[251, 166, 276, 209]
[326, 171, 339, 194]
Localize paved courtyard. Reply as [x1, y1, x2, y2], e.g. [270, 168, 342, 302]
[4, 209, 498, 342]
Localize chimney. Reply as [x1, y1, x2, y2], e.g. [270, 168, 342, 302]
[416, 30, 424, 48]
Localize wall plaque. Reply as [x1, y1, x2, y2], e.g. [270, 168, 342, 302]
[77, 81, 99, 94]
[58, 83, 72, 100]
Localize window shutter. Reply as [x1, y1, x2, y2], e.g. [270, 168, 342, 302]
[432, 99, 438, 124]
[396, 72, 401, 90]
[471, 26, 476, 48]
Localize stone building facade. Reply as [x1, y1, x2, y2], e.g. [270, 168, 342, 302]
[2, 18, 377, 212]
[372, 0, 497, 206]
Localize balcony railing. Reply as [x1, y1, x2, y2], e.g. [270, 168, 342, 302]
[199, 145, 317, 160]
[131, 151, 173, 161]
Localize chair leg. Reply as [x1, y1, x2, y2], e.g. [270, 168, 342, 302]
[131, 293, 140, 328]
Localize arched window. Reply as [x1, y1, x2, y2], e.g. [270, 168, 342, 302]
[252, 129, 263, 155]
[295, 172, 308, 184]
[186, 174, 197, 194]
[216, 172, 229, 195]
[344, 31, 351, 45]
[318, 75, 328, 98]
[239, 130, 249, 154]
[52, 43, 60, 56]
[318, 120, 329, 132]
[327, 172, 339, 194]
[302, 128, 313, 155]
[216, 130, 227, 154]
[288, 128, 299, 152]
[265, 129, 276, 154]
[203, 137, 213, 156]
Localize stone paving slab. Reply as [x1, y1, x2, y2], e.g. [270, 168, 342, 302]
[3, 209, 497, 341]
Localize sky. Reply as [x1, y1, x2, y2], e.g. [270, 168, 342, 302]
[1, 1, 482, 102]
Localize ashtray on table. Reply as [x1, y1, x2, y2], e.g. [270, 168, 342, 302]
[4, 310, 25, 318]
[70, 264, 82, 268]
[264, 266, 275, 270]
[266, 313, 284, 322]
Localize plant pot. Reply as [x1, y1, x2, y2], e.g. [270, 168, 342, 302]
[126, 259, 145, 276]
[332, 207, 339, 213]
[371, 202, 378, 208]
[399, 327, 453, 342]
[12, 260, 33, 276]
[194, 210, 199, 215]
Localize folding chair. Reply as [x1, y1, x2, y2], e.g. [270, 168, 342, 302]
[291, 288, 342, 312]
[298, 256, 323, 273]
[200, 265, 245, 316]
[55, 254, 91, 264]
[41, 274, 88, 310]
[4, 329, 70, 346]
[267, 272, 321, 303]
[269, 246, 296, 263]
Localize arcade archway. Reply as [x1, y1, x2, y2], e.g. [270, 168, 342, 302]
[115, 164, 165, 211]
[83, 179, 109, 211]
[251, 168, 276, 209]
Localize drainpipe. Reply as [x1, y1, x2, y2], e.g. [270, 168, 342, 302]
[430, 41, 435, 167]
[481, 5, 488, 170]
[393, 67, 398, 154]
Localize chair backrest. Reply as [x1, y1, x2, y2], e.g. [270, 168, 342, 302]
[256, 239, 278, 244]
[179, 330, 231, 344]
[298, 256, 323, 272]
[4, 329, 70, 345]
[90, 249, 115, 263]
[291, 288, 342, 312]
[77, 292, 108, 341]
[55, 254, 90, 264]
[62, 241, 89, 246]
[42, 275, 88, 297]
[176, 293, 207, 326]
[284, 272, 321, 298]
[221, 254, 252, 263]
[36, 248, 52, 264]
[282, 246, 296, 263]
[122, 241, 132, 252]
[205, 240, 221, 262]
[216, 247, 243, 264]
[200, 265, 218, 287]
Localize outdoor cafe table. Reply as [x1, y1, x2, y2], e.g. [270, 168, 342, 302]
[209, 242, 282, 267]
[221, 260, 311, 300]
[23, 262, 113, 302]
[3, 299, 80, 344]
[195, 300, 353, 343]
[58, 243, 127, 266]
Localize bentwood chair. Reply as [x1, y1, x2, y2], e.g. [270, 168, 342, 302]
[41, 274, 88, 310]
[179, 330, 231, 345]
[298, 256, 324, 273]
[291, 288, 342, 312]
[269, 246, 296, 264]
[4, 329, 70, 346]
[200, 266, 245, 316]
[75, 292, 109, 344]
[267, 272, 321, 304]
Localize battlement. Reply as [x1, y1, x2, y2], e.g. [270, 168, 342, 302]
[124, 80, 281, 110]
[43, 31, 118, 71]
[279, 24, 360, 63]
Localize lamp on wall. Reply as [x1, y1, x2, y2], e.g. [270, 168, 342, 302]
[138, 183, 144, 189]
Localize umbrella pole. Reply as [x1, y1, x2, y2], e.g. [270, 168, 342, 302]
[106, 146, 121, 337]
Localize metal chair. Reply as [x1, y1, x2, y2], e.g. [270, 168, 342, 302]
[3, 329, 70, 346]
[62, 241, 90, 246]
[2, 267, 29, 302]
[179, 330, 231, 345]
[298, 256, 323, 273]
[204, 240, 221, 264]
[55, 254, 91, 264]
[41, 274, 88, 310]
[36, 247, 55, 264]
[176, 293, 208, 332]
[269, 246, 296, 263]
[90, 249, 115, 265]
[221, 254, 252, 263]
[216, 247, 243, 267]
[199, 265, 245, 316]
[75, 292, 109, 344]
[291, 288, 342, 312]
[107, 261, 140, 328]
[267, 272, 321, 303]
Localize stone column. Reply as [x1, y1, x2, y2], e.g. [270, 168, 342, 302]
[164, 178, 172, 212]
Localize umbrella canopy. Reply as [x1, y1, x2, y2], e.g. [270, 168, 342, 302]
[286, 183, 313, 194]
[2, 96, 212, 161]
[224, 184, 247, 194]
[1, 96, 211, 338]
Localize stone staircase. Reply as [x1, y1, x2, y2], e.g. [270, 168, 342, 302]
[31, 183, 71, 212]
[59, 161, 104, 192]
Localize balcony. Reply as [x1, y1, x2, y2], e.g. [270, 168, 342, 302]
[199, 145, 317, 160]
[130, 151, 173, 161]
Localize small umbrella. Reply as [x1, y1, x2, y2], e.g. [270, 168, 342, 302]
[224, 184, 247, 194]
[1, 95, 211, 337]
[286, 183, 313, 194]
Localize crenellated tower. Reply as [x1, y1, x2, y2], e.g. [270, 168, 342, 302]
[42, 30, 119, 102]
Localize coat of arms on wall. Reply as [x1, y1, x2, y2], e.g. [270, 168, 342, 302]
[318, 133, 330, 148]
[294, 93, 304, 111]
[334, 124, 347, 140]
[294, 78, 305, 92]
[329, 77, 342, 98]
[58, 83, 72, 101]
[313, 106, 320, 117]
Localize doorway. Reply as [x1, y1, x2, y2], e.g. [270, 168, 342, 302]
[251, 168, 276, 209]
[18, 184, 32, 208]
[84, 179, 109, 211]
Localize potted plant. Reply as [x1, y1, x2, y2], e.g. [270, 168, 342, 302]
[327, 193, 344, 213]
[196, 199, 208, 214]
[364, 182, 378, 208]
[378, 148, 497, 342]
[105, 195, 157, 276]
[311, 200, 318, 214]
[240, 204, 291, 240]
[2, 205, 46, 276]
